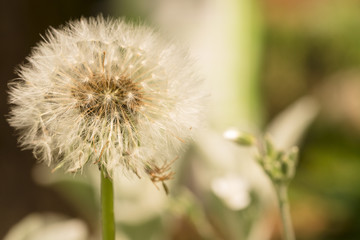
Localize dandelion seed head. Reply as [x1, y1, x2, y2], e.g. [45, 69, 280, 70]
[8, 16, 203, 179]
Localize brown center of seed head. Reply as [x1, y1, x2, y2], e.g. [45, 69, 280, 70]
[73, 73, 144, 120]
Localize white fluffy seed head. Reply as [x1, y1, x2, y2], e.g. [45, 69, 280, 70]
[8, 16, 203, 179]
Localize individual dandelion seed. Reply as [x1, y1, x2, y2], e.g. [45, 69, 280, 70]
[145, 157, 178, 195]
[8, 16, 203, 182]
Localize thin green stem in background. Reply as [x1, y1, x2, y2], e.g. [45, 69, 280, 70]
[101, 166, 115, 240]
[275, 183, 295, 240]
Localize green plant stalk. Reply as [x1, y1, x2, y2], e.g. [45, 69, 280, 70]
[274, 183, 295, 240]
[101, 166, 115, 240]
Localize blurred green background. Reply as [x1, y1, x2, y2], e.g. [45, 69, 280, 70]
[1, 0, 360, 239]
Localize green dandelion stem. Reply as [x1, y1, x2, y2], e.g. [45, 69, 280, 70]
[101, 166, 115, 240]
[275, 183, 295, 240]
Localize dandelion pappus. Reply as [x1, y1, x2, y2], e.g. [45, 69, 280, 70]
[146, 157, 178, 195]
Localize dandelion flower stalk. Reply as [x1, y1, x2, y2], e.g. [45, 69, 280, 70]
[101, 165, 115, 240]
[274, 182, 295, 240]
[8, 16, 203, 239]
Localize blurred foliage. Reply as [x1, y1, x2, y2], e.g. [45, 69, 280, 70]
[264, 0, 360, 119]
[290, 120, 360, 240]
[264, 1, 360, 239]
